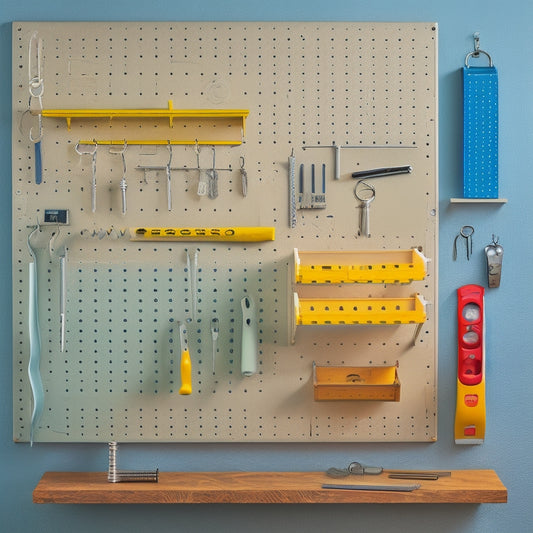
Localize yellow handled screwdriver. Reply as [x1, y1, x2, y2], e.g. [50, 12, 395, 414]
[178, 321, 192, 395]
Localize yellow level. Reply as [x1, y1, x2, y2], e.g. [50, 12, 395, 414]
[129, 227, 275, 242]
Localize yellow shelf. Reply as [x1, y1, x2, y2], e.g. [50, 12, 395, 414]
[313, 363, 401, 401]
[294, 248, 428, 284]
[293, 293, 427, 326]
[41, 100, 249, 129]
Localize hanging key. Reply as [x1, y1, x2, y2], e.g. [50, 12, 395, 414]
[354, 181, 375, 238]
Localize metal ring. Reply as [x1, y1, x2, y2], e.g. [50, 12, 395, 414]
[465, 49, 493, 68]
[460, 225, 475, 238]
[353, 180, 375, 202]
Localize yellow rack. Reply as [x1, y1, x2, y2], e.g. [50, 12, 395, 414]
[41, 100, 249, 129]
[294, 248, 428, 284]
[293, 293, 426, 326]
[313, 363, 400, 401]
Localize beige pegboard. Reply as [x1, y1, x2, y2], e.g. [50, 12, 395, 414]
[12, 22, 438, 442]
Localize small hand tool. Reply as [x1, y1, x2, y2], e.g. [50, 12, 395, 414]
[207, 147, 218, 199]
[166, 141, 173, 211]
[75, 142, 98, 212]
[322, 483, 420, 492]
[240, 156, 248, 197]
[354, 180, 375, 237]
[28, 31, 44, 185]
[298, 164, 326, 209]
[178, 321, 192, 395]
[107, 442, 158, 483]
[211, 317, 219, 374]
[288, 149, 297, 228]
[110, 141, 128, 214]
[351, 165, 412, 180]
[453, 225, 474, 261]
[485, 235, 503, 288]
[326, 462, 383, 478]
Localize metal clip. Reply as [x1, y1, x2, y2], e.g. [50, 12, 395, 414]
[485, 235, 503, 288]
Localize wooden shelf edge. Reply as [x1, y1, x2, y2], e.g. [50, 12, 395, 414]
[33, 470, 507, 505]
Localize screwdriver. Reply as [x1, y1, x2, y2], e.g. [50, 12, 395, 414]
[178, 321, 192, 395]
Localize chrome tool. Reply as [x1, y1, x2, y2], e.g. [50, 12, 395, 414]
[354, 180, 375, 238]
[485, 235, 503, 288]
[110, 141, 128, 214]
[207, 146, 218, 199]
[453, 225, 475, 261]
[75, 142, 98, 212]
[240, 156, 248, 197]
[107, 441, 158, 483]
[166, 141, 173, 211]
[288, 149, 297, 228]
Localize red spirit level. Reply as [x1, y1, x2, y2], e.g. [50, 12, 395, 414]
[454, 284, 486, 444]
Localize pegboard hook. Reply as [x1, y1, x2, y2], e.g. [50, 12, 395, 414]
[465, 32, 493, 67]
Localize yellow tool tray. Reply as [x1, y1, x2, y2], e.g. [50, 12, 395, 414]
[294, 248, 428, 284]
[294, 293, 426, 326]
[313, 363, 400, 401]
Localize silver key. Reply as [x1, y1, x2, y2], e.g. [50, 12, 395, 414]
[354, 181, 375, 238]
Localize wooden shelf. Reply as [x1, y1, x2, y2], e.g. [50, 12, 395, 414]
[33, 470, 507, 504]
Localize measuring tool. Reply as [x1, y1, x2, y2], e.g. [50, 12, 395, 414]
[178, 321, 192, 395]
[455, 284, 486, 444]
[130, 227, 275, 242]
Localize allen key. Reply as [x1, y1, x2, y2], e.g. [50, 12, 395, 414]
[107, 441, 159, 483]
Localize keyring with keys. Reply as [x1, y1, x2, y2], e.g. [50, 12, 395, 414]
[453, 225, 475, 261]
[354, 180, 375, 238]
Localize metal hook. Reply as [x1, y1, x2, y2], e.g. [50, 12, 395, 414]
[465, 32, 493, 67]
[110, 141, 128, 214]
[166, 141, 173, 211]
[27, 223, 40, 261]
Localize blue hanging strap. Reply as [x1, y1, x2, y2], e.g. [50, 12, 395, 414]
[463, 48, 498, 199]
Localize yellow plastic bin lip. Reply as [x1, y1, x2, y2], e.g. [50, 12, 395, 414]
[293, 248, 428, 284]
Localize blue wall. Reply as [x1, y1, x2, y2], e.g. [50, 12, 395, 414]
[1, 1, 532, 532]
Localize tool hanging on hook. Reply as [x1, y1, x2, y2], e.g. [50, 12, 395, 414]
[75, 142, 98, 213]
[28, 32, 44, 185]
[485, 235, 503, 288]
[239, 156, 248, 197]
[453, 225, 475, 261]
[110, 141, 128, 214]
[166, 141, 173, 211]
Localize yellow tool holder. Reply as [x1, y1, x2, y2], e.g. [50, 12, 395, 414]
[294, 293, 426, 326]
[40, 100, 249, 145]
[293, 248, 428, 284]
[313, 363, 400, 401]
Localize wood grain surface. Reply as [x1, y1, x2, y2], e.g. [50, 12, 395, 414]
[33, 470, 507, 504]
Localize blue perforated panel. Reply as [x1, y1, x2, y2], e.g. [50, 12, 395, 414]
[463, 66, 499, 198]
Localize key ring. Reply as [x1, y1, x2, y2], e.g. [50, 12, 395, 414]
[353, 180, 375, 203]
